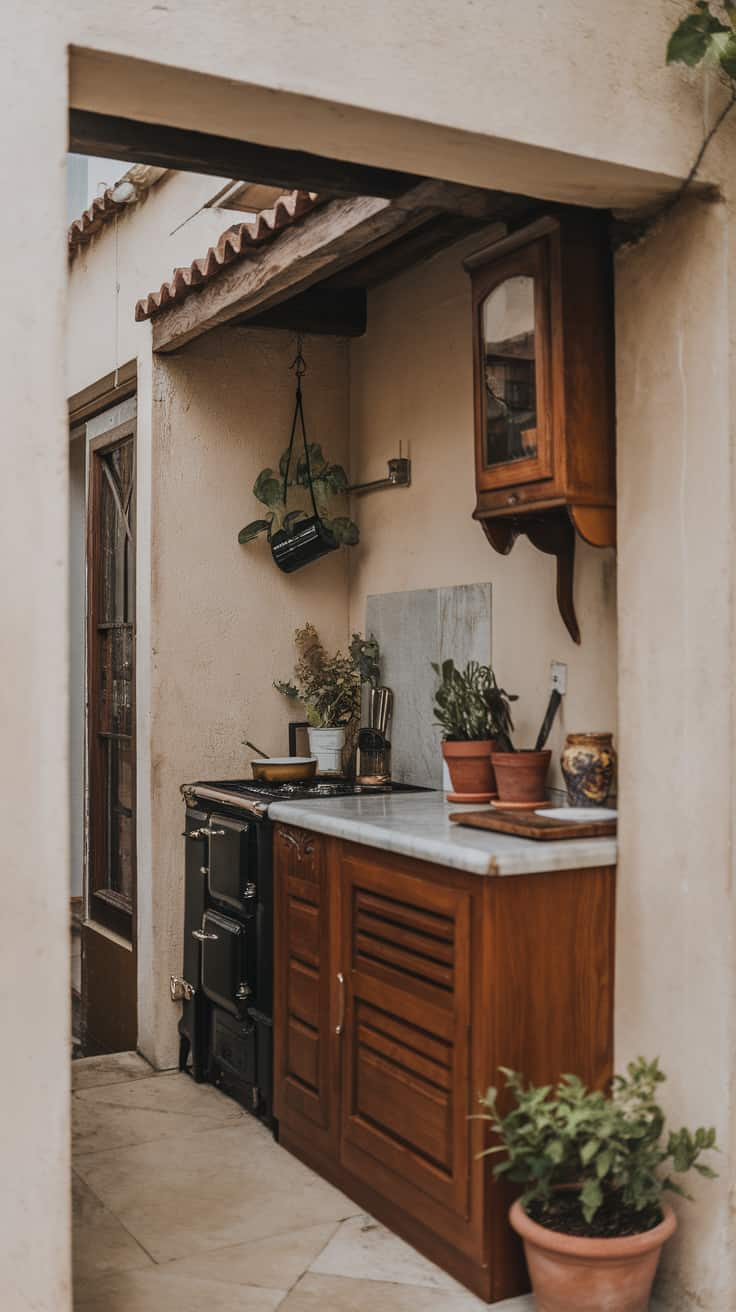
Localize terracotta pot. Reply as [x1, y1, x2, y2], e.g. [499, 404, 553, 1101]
[442, 739, 496, 803]
[561, 732, 616, 807]
[491, 749, 551, 804]
[510, 1199, 676, 1312]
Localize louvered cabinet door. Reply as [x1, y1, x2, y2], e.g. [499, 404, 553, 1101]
[339, 848, 473, 1223]
[273, 826, 337, 1154]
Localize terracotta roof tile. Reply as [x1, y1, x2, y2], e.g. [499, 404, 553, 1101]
[68, 186, 129, 257]
[134, 189, 321, 322]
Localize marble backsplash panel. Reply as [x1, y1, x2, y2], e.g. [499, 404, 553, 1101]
[365, 583, 492, 788]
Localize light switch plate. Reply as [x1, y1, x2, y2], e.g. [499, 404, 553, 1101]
[550, 661, 567, 695]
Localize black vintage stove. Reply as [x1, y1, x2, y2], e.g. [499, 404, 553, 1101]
[173, 775, 424, 1131]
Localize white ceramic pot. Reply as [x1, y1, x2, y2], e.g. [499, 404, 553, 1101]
[307, 726, 347, 776]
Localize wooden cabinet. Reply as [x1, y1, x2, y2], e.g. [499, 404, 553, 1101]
[273, 824, 338, 1158]
[464, 212, 616, 643]
[274, 825, 615, 1303]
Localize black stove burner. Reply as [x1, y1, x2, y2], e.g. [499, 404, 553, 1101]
[193, 777, 428, 802]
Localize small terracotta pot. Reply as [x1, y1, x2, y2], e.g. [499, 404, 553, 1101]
[442, 739, 497, 803]
[491, 749, 551, 804]
[510, 1199, 676, 1312]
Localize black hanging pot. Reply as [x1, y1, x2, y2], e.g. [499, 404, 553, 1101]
[271, 516, 337, 573]
[272, 345, 338, 574]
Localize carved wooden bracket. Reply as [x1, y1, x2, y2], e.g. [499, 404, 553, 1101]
[481, 509, 580, 644]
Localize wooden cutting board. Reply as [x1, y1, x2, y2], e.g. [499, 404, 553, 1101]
[448, 808, 617, 841]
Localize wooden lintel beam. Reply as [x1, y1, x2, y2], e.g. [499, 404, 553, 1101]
[233, 286, 367, 338]
[69, 109, 421, 200]
[151, 191, 441, 353]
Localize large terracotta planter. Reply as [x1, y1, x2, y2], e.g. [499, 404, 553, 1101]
[442, 739, 496, 803]
[510, 1198, 677, 1312]
[491, 749, 551, 805]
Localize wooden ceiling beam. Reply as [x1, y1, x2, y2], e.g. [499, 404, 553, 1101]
[150, 190, 445, 353]
[69, 109, 421, 201]
[233, 286, 367, 337]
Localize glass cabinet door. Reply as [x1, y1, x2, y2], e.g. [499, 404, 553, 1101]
[482, 275, 537, 468]
[471, 234, 554, 493]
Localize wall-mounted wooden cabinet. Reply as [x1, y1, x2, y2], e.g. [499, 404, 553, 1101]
[464, 213, 616, 642]
[273, 822, 616, 1301]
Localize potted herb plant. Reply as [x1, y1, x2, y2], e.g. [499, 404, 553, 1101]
[480, 1059, 718, 1312]
[275, 624, 380, 774]
[432, 660, 517, 803]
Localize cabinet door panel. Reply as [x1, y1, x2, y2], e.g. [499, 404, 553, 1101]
[340, 853, 471, 1218]
[274, 826, 336, 1150]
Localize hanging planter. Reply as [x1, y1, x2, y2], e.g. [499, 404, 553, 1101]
[238, 340, 359, 573]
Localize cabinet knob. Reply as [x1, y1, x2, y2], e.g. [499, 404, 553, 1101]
[507, 492, 520, 506]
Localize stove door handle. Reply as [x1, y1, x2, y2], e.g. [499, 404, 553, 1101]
[335, 972, 345, 1036]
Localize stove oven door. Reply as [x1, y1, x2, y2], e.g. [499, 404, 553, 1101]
[196, 909, 252, 1017]
[207, 815, 257, 916]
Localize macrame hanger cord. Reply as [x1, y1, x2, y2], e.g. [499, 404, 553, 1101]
[282, 336, 320, 522]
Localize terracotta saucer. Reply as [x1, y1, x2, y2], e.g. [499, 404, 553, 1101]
[490, 798, 549, 811]
[447, 791, 498, 805]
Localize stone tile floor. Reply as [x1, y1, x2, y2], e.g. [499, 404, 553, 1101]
[72, 1052, 535, 1311]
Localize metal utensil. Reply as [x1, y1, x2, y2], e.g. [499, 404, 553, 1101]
[376, 687, 393, 738]
[245, 740, 270, 759]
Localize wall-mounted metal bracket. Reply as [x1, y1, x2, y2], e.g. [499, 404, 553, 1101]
[347, 456, 411, 496]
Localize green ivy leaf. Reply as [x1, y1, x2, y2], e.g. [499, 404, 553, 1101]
[718, 31, 736, 75]
[296, 443, 327, 482]
[253, 469, 284, 509]
[667, 6, 730, 67]
[238, 518, 271, 544]
[325, 515, 360, 546]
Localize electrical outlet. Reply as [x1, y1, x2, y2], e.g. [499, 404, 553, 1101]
[550, 661, 567, 695]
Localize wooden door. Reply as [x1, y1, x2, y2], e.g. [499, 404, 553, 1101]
[273, 826, 338, 1155]
[339, 848, 474, 1224]
[83, 417, 137, 1053]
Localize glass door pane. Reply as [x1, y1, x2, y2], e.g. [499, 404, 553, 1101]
[88, 424, 136, 941]
[481, 275, 537, 468]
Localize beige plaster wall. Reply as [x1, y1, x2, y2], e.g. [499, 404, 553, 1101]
[66, 168, 240, 398]
[348, 234, 618, 789]
[0, 8, 71, 1312]
[66, 3, 709, 209]
[141, 327, 350, 1066]
[615, 196, 735, 1310]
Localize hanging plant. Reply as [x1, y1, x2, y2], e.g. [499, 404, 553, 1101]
[238, 442, 359, 548]
[238, 341, 359, 559]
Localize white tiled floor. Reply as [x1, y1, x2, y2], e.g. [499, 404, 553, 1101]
[72, 1053, 535, 1311]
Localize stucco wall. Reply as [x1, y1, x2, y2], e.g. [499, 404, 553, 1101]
[66, 3, 708, 209]
[348, 234, 618, 790]
[615, 196, 735, 1310]
[140, 328, 350, 1066]
[66, 168, 240, 398]
[0, 9, 71, 1312]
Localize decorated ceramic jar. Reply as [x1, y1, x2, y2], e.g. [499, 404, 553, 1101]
[560, 732, 616, 807]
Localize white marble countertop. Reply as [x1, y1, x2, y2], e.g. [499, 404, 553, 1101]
[267, 791, 617, 877]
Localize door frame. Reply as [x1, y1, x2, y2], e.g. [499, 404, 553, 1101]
[85, 415, 138, 944]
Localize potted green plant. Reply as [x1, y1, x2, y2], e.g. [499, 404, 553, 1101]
[238, 442, 359, 553]
[480, 1059, 718, 1312]
[275, 624, 379, 774]
[432, 660, 517, 803]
